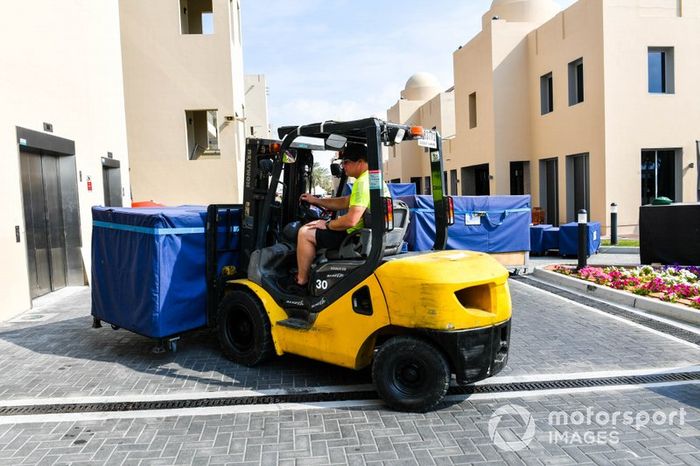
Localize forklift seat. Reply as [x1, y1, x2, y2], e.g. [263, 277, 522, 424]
[325, 199, 410, 260]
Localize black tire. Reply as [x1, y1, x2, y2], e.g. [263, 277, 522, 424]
[372, 336, 450, 412]
[217, 290, 274, 366]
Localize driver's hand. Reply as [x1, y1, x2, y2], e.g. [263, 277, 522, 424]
[300, 193, 317, 205]
[308, 219, 326, 230]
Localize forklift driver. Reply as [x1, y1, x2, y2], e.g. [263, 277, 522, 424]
[289, 143, 380, 293]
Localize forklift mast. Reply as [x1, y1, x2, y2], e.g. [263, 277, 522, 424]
[210, 118, 452, 315]
[239, 138, 324, 272]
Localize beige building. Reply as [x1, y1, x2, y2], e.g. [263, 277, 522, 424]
[120, 0, 247, 205]
[2, 0, 253, 320]
[0, 0, 130, 320]
[245, 74, 272, 139]
[385, 73, 456, 194]
[452, 0, 700, 233]
[391, 0, 700, 235]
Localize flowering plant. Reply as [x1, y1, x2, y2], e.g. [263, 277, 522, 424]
[552, 265, 700, 309]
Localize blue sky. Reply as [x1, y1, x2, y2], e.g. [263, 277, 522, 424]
[242, 0, 576, 132]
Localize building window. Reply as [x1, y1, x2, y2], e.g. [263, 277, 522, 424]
[180, 0, 214, 35]
[186, 110, 220, 160]
[568, 58, 584, 106]
[540, 73, 553, 115]
[423, 176, 431, 194]
[648, 47, 674, 94]
[236, 1, 242, 43]
[469, 92, 477, 129]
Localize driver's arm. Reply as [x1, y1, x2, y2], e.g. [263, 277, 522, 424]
[328, 205, 366, 230]
[303, 194, 350, 211]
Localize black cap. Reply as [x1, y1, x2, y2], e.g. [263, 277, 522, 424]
[341, 143, 367, 162]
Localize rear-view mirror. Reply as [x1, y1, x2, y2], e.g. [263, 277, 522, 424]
[325, 134, 347, 151]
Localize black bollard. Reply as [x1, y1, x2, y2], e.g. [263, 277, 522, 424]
[577, 209, 588, 270]
[610, 203, 618, 246]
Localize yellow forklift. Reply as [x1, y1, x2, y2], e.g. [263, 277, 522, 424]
[205, 118, 511, 411]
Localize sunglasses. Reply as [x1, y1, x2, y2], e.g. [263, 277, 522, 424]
[341, 159, 355, 165]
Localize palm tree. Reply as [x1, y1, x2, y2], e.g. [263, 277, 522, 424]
[313, 162, 333, 194]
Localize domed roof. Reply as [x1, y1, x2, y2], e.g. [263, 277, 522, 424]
[401, 72, 441, 101]
[490, 0, 560, 23]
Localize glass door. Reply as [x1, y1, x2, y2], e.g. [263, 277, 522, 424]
[641, 149, 677, 205]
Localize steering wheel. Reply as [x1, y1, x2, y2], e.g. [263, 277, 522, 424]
[299, 199, 330, 223]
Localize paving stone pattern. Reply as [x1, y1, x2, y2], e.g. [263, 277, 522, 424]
[0, 282, 699, 400]
[0, 384, 698, 465]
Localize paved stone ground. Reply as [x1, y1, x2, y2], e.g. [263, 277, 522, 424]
[0, 279, 698, 400]
[0, 271, 699, 464]
[0, 384, 698, 465]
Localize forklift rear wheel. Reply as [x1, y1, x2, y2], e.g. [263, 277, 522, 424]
[217, 290, 274, 366]
[372, 336, 450, 412]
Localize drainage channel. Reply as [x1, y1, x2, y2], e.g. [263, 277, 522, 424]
[511, 275, 700, 346]
[2, 372, 699, 416]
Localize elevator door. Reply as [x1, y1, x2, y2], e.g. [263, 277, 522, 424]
[102, 163, 123, 207]
[20, 151, 82, 298]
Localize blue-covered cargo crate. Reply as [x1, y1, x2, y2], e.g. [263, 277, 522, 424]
[397, 195, 531, 254]
[91, 206, 240, 339]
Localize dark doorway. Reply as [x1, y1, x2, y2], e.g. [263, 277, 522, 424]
[460, 164, 490, 196]
[474, 164, 490, 195]
[450, 169, 458, 196]
[510, 161, 530, 195]
[540, 158, 559, 226]
[641, 149, 679, 205]
[409, 176, 422, 195]
[566, 153, 590, 222]
[102, 158, 123, 207]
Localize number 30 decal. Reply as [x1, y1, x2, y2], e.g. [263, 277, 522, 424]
[315, 279, 328, 290]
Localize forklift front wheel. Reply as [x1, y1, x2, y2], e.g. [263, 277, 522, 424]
[372, 336, 450, 412]
[217, 290, 274, 366]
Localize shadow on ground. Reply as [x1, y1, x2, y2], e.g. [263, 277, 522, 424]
[0, 314, 371, 398]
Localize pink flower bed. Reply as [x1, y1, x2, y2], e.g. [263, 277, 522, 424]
[552, 265, 700, 310]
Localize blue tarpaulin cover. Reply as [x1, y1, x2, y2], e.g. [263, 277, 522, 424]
[397, 195, 531, 253]
[530, 224, 553, 255]
[559, 222, 601, 257]
[341, 182, 416, 197]
[387, 183, 417, 197]
[91, 206, 240, 339]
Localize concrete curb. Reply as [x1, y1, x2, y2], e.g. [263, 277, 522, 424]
[532, 267, 700, 327]
[598, 246, 639, 255]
